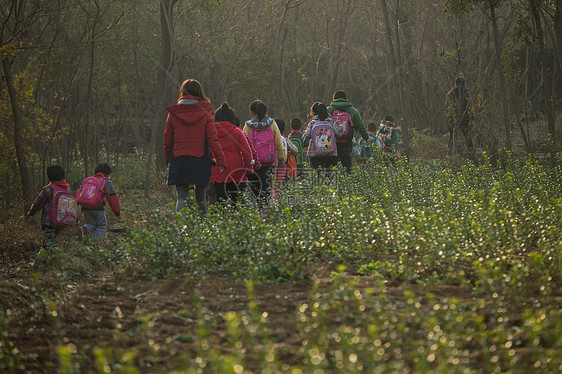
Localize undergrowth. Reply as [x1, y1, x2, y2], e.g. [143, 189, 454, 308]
[1, 154, 561, 373]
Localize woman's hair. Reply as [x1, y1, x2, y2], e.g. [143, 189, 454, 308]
[290, 118, 302, 131]
[179, 79, 210, 102]
[333, 90, 347, 100]
[276, 118, 286, 134]
[214, 102, 237, 124]
[47, 165, 65, 182]
[94, 163, 112, 175]
[249, 100, 267, 121]
[309, 102, 329, 121]
[307, 101, 321, 122]
[383, 115, 394, 123]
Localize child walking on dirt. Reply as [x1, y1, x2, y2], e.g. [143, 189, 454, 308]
[77, 163, 121, 239]
[26, 165, 74, 271]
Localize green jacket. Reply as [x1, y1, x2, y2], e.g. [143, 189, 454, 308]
[327, 98, 369, 141]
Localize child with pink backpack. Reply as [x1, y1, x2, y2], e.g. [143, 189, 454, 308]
[76, 163, 121, 239]
[327, 90, 370, 172]
[26, 165, 78, 271]
[242, 100, 285, 207]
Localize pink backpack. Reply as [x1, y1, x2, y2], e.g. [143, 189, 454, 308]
[332, 107, 354, 142]
[309, 121, 338, 157]
[49, 184, 78, 227]
[75, 176, 106, 208]
[251, 126, 276, 166]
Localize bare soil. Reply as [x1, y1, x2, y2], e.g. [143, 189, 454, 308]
[0, 238, 480, 373]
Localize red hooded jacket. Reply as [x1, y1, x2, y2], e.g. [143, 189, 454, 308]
[210, 121, 254, 184]
[164, 96, 226, 168]
[91, 172, 121, 216]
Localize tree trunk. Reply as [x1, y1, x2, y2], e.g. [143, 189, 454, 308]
[2, 57, 31, 201]
[490, 5, 512, 151]
[154, 0, 175, 171]
[521, 46, 533, 154]
[380, 0, 397, 105]
[145, 0, 176, 197]
[83, 3, 100, 177]
[530, 0, 556, 166]
[381, 0, 407, 157]
[328, 0, 356, 94]
[553, 0, 561, 165]
[394, 0, 408, 157]
[555, 0, 562, 79]
[269, 0, 291, 107]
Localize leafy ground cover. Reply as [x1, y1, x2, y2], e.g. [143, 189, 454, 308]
[1, 155, 561, 373]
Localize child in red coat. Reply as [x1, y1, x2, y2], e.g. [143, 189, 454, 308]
[211, 103, 254, 205]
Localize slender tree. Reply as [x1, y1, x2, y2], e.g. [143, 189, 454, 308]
[380, 0, 408, 156]
[528, 0, 557, 167]
[145, 0, 178, 197]
[1, 0, 44, 200]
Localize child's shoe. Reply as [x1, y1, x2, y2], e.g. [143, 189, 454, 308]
[79, 226, 87, 238]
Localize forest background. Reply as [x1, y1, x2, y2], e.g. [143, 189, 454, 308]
[1, 2, 562, 371]
[1, 0, 561, 206]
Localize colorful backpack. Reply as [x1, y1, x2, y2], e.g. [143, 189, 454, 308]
[288, 132, 306, 168]
[377, 124, 396, 155]
[250, 126, 276, 167]
[332, 107, 354, 142]
[75, 176, 106, 208]
[309, 121, 338, 157]
[49, 184, 78, 227]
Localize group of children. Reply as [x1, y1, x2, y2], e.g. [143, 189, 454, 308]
[164, 79, 401, 216]
[357, 115, 400, 164]
[206, 94, 400, 209]
[26, 163, 121, 272]
[27, 82, 400, 272]
[265, 102, 400, 184]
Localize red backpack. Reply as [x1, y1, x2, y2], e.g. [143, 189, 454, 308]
[49, 184, 78, 227]
[286, 153, 297, 179]
[75, 176, 106, 208]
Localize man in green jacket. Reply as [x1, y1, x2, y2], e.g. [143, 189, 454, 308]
[327, 90, 370, 172]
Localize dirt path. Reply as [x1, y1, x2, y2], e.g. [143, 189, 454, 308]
[3, 267, 315, 372]
[0, 240, 484, 373]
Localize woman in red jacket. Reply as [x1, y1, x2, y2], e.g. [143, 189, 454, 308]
[210, 103, 254, 205]
[164, 79, 226, 215]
